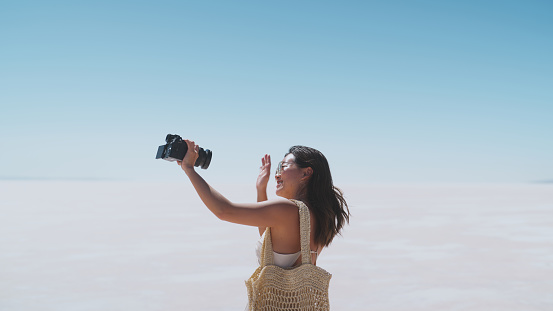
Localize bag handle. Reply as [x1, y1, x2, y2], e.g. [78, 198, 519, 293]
[260, 227, 274, 266]
[291, 199, 312, 265]
[260, 200, 312, 267]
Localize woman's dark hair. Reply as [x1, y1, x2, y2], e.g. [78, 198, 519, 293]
[288, 146, 350, 247]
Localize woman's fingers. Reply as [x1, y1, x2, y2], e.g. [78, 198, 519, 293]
[260, 154, 271, 171]
[185, 139, 195, 152]
[177, 139, 200, 171]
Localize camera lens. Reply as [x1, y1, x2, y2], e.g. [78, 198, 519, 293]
[201, 149, 212, 169]
[196, 149, 206, 168]
[195, 147, 212, 169]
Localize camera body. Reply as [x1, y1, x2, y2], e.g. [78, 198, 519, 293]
[156, 134, 212, 169]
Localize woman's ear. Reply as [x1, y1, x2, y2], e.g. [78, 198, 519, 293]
[301, 167, 313, 181]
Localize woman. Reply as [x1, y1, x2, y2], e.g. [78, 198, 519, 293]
[177, 140, 350, 268]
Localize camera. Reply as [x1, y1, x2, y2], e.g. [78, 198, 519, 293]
[156, 134, 212, 169]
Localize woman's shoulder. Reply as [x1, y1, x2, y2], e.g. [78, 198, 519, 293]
[258, 198, 301, 218]
[265, 198, 299, 209]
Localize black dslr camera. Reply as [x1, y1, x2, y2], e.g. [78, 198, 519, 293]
[156, 134, 212, 169]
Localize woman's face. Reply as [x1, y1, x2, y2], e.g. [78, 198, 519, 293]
[275, 154, 306, 199]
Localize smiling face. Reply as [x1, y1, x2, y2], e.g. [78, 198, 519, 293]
[275, 154, 310, 199]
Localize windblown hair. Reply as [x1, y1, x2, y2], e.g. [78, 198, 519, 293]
[288, 146, 350, 247]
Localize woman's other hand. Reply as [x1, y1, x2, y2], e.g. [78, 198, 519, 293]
[256, 154, 271, 191]
[256, 154, 271, 202]
[177, 139, 199, 173]
[256, 154, 271, 235]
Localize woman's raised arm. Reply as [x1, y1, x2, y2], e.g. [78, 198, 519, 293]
[178, 140, 296, 228]
[256, 154, 272, 235]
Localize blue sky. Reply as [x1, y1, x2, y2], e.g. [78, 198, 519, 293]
[1, 1, 552, 184]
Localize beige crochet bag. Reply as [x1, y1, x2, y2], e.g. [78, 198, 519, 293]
[245, 199, 332, 310]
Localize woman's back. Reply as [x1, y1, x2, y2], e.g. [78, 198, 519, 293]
[257, 205, 321, 267]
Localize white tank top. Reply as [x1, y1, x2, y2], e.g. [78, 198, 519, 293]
[255, 230, 317, 268]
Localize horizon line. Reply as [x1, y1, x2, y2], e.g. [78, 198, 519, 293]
[1, 176, 552, 184]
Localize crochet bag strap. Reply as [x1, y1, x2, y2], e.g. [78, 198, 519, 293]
[260, 199, 312, 266]
[290, 199, 312, 265]
[260, 226, 274, 267]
